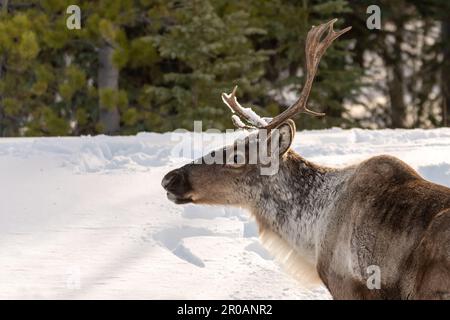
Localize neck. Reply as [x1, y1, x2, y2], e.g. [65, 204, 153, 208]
[250, 151, 351, 265]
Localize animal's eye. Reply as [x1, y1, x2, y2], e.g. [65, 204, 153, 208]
[226, 151, 245, 168]
[211, 151, 215, 157]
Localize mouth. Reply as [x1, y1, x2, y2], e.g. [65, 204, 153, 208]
[166, 192, 193, 204]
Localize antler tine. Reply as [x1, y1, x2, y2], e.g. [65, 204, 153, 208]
[265, 19, 351, 130]
[220, 19, 350, 131]
[221, 85, 267, 129]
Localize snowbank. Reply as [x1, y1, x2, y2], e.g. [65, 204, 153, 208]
[0, 128, 449, 299]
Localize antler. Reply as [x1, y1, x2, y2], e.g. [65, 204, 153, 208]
[221, 85, 268, 129]
[221, 19, 351, 130]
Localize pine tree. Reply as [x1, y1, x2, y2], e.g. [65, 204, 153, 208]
[131, 0, 269, 132]
[0, 0, 367, 135]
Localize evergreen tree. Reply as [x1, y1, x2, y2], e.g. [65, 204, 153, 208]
[4, 0, 447, 136]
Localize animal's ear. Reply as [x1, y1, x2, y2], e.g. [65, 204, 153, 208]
[273, 120, 296, 156]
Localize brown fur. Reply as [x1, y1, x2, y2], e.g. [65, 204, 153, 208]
[317, 155, 450, 299]
[162, 123, 450, 299]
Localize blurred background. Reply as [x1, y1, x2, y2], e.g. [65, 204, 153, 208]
[0, 0, 449, 136]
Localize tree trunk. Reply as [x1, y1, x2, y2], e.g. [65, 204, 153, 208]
[442, 20, 450, 127]
[1, 0, 8, 13]
[98, 45, 120, 134]
[388, 64, 407, 128]
[387, 33, 407, 128]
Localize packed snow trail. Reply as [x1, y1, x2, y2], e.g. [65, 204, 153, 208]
[0, 128, 449, 299]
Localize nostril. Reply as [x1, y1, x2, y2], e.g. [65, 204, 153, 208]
[161, 168, 192, 197]
[161, 170, 183, 191]
[161, 172, 175, 189]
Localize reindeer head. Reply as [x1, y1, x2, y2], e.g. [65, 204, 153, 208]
[161, 19, 350, 208]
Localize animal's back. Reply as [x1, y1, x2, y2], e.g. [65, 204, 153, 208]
[349, 155, 450, 232]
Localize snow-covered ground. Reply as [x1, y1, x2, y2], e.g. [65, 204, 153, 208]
[1, 128, 450, 299]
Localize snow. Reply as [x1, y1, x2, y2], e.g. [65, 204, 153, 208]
[221, 87, 269, 127]
[0, 127, 449, 299]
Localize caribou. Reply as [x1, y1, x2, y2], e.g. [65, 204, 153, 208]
[161, 19, 450, 299]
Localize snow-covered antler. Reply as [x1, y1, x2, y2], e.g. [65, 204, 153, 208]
[221, 19, 351, 130]
[221, 85, 268, 129]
